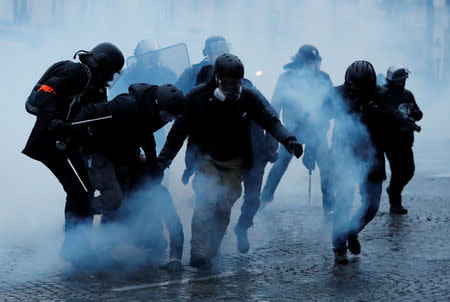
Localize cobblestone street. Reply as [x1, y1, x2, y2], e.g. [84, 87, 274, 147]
[0, 174, 449, 301]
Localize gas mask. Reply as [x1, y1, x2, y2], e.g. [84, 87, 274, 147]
[215, 76, 242, 101]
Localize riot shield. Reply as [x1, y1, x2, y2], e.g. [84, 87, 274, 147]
[126, 43, 191, 79]
[109, 43, 190, 95]
[109, 43, 190, 94]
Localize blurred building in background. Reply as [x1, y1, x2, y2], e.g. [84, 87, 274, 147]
[0, 0, 448, 83]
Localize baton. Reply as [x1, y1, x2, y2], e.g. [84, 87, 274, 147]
[66, 157, 88, 192]
[70, 115, 112, 126]
[55, 140, 88, 192]
[308, 169, 312, 206]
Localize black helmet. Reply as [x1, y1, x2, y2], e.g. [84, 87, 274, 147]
[75, 42, 124, 85]
[344, 60, 376, 93]
[214, 54, 244, 80]
[156, 84, 185, 116]
[284, 44, 321, 69]
[90, 42, 124, 77]
[203, 36, 230, 56]
[386, 65, 409, 82]
[134, 40, 157, 56]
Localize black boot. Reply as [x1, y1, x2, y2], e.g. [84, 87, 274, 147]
[387, 187, 408, 214]
[390, 204, 408, 214]
[189, 255, 212, 269]
[347, 234, 361, 255]
[334, 248, 348, 265]
[234, 224, 250, 254]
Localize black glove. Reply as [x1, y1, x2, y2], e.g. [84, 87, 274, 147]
[410, 109, 423, 122]
[55, 140, 68, 153]
[48, 119, 70, 137]
[302, 144, 317, 170]
[160, 259, 183, 272]
[285, 140, 303, 158]
[182, 168, 194, 185]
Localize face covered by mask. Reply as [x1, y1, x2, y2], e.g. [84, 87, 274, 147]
[216, 76, 243, 101]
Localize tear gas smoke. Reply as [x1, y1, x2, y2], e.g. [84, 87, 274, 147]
[0, 0, 447, 280]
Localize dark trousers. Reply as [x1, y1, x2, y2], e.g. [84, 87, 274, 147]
[41, 151, 93, 232]
[88, 155, 183, 259]
[261, 147, 291, 200]
[332, 179, 382, 251]
[385, 147, 415, 205]
[237, 160, 267, 229]
[262, 143, 334, 212]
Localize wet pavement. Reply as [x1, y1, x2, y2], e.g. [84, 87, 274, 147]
[0, 174, 449, 301]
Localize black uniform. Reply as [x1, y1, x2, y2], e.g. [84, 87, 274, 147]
[175, 59, 210, 94]
[109, 63, 177, 154]
[159, 77, 297, 263]
[75, 84, 161, 165]
[382, 83, 422, 207]
[73, 83, 184, 260]
[159, 79, 294, 170]
[193, 64, 278, 230]
[325, 84, 388, 253]
[23, 60, 104, 230]
[261, 67, 334, 212]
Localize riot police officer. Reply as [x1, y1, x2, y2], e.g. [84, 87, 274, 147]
[22, 42, 124, 267]
[326, 61, 388, 264]
[159, 54, 303, 269]
[192, 64, 279, 254]
[175, 36, 230, 94]
[383, 66, 422, 214]
[261, 45, 335, 217]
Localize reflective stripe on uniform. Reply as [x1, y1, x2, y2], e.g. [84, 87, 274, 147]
[37, 85, 56, 94]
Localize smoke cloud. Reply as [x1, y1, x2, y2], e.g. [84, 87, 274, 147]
[0, 0, 447, 280]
